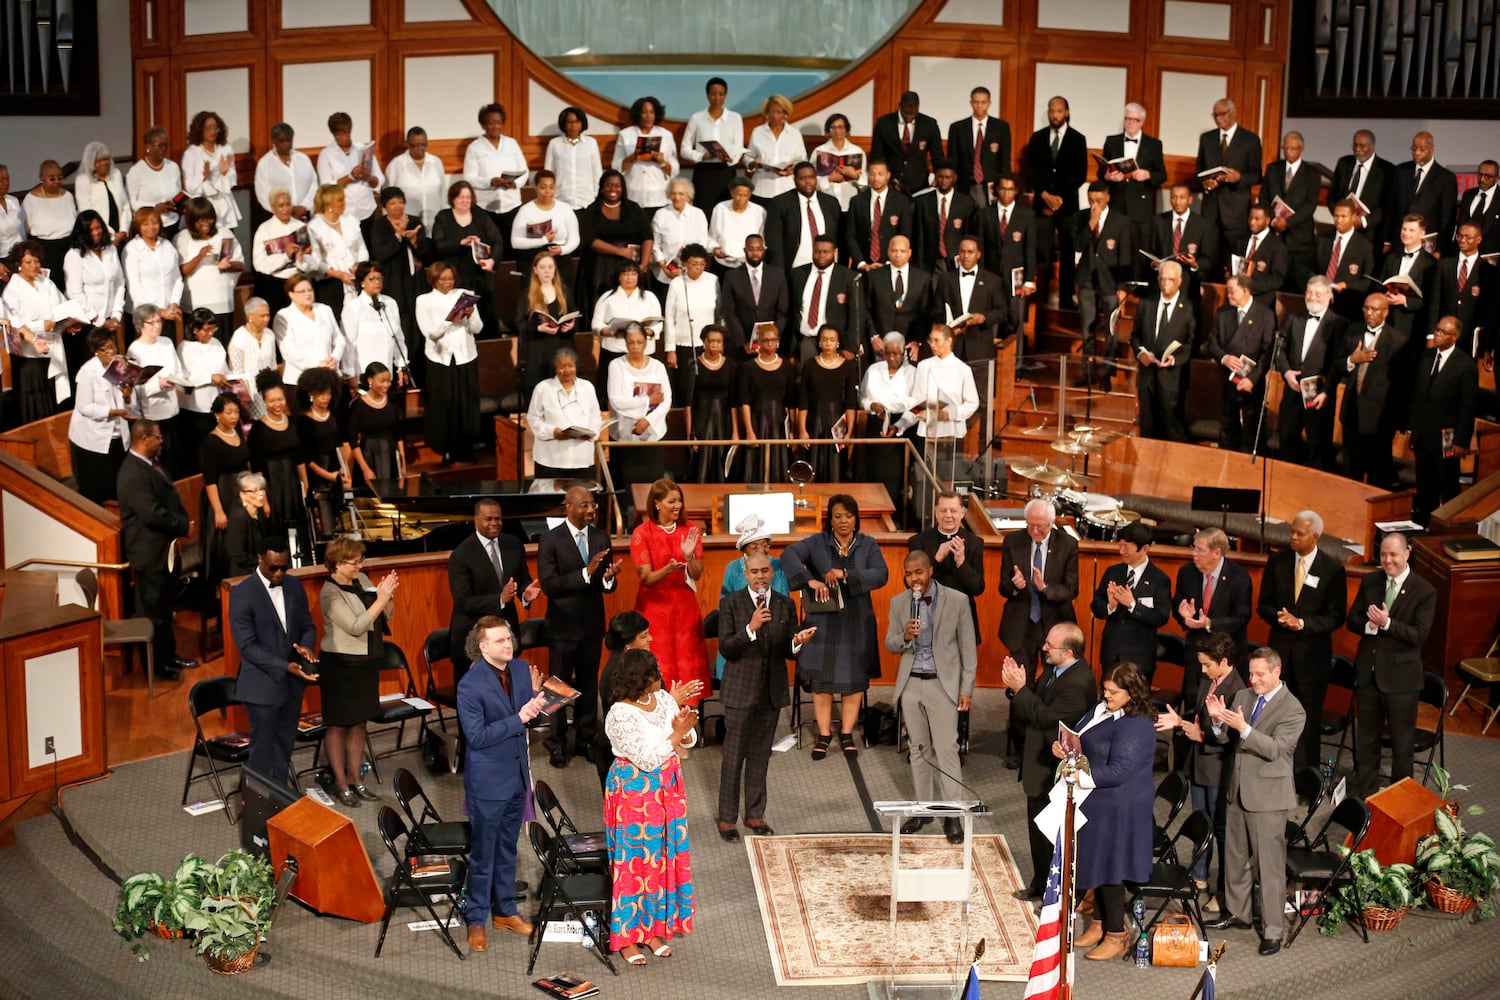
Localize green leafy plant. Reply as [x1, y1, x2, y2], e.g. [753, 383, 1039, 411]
[1415, 764, 1500, 921]
[111, 855, 212, 961]
[183, 850, 279, 962]
[1317, 848, 1417, 935]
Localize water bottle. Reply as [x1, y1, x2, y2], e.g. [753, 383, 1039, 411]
[1131, 894, 1147, 930]
[1134, 931, 1150, 969]
[1322, 756, 1335, 781]
[580, 911, 598, 949]
[361, 760, 371, 779]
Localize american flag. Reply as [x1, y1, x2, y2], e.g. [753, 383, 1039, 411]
[1198, 959, 1217, 1000]
[1022, 831, 1070, 1000]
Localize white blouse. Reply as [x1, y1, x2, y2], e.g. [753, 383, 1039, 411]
[528, 376, 603, 471]
[909, 353, 979, 440]
[606, 356, 672, 442]
[463, 135, 529, 214]
[612, 125, 679, 209]
[122, 236, 183, 313]
[663, 272, 720, 350]
[74, 170, 132, 234]
[253, 149, 318, 215]
[177, 337, 230, 413]
[274, 303, 347, 386]
[811, 139, 869, 210]
[317, 141, 385, 221]
[62, 246, 126, 323]
[0, 194, 26, 257]
[650, 204, 710, 283]
[510, 199, 581, 256]
[3, 273, 71, 396]
[416, 288, 482, 366]
[544, 136, 603, 211]
[181, 144, 240, 228]
[227, 325, 280, 418]
[125, 336, 183, 420]
[604, 689, 693, 770]
[745, 125, 805, 200]
[174, 227, 244, 314]
[304, 215, 369, 302]
[681, 108, 747, 166]
[340, 293, 405, 373]
[384, 151, 448, 230]
[20, 191, 77, 240]
[707, 201, 767, 266]
[860, 361, 916, 433]
[125, 159, 184, 228]
[251, 216, 311, 279]
[68, 355, 133, 453]
[591, 287, 663, 354]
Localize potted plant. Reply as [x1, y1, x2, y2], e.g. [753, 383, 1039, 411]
[111, 855, 211, 960]
[182, 849, 279, 974]
[1415, 765, 1500, 920]
[1317, 847, 1417, 935]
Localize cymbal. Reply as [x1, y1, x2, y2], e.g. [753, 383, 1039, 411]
[1009, 458, 1080, 485]
[1022, 422, 1056, 437]
[1050, 439, 1103, 455]
[1070, 424, 1099, 435]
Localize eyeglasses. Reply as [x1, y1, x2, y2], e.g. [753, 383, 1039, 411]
[241, 486, 266, 494]
[339, 558, 364, 567]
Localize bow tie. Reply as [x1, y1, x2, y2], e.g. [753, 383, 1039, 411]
[918, 594, 933, 605]
[1366, 327, 1381, 335]
[960, 270, 976, 277]
[1404, 251, 1416, 258]
[1308, 313, 1322, 321]
[265, 580, 282, 589]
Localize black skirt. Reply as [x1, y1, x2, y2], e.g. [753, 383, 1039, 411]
[423, 358, 479, 457]
[317, 650, 381, 726]
[15, 356, 58, 424]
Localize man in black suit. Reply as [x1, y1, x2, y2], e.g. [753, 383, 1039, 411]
[1089, 522, 1173, 677]
[932, 235, 1005, 364]
[1174, 527, 1254, 691]
[719, 234, 788, 357]
[998, 498, 1080, 677]
[912, 159, 976, 273]
[1393, 132, 1458, 255]
[1207, 275, 1275, 452]
[1456, 160, 1500, 254]
[1258, 131, 1322, 288]
[1408, 315, 1480, 523]
[981, 175, 1038, 342]
[1099, 103, 1167, 281]
[537, 487, 620, 768]
[1153, 183, 1217, 303]
[448, 498, 540, 674]
[1332, 129, 1396, 251]
[843, 160, 913, 272]
[1435, 222, 1498, 357]
[946, 86, 1010, 206]
[870, 91, 943, 196]
[1073, 181, 1132, 382]
[1231, 205, 1288, 314]
[1256, 510, 1348, 770]
[1318, 199, 1379, 322]
[1276, 276, 1347, 469]
[1380, 214, 1438, 341]
[1196, 98, 1263, 267]
[864, 234, 931, 359]
[1002, 621, 1096, 898]
[116, 419, 195, 681]
[1131, 260, 1196, 441]
[1340, 292, 1408, 488]
[715, 551, 815, 842]
[1022, 96, 1088, 305]
[1347, 532, 1436, 796]
[229, 538, 319, 783]
[765, 162, 841, 272]
[789, 235, 857, 358]
[908, 489, 987, 647]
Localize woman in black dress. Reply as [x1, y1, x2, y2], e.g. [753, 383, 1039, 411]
[364, 186, 434, 384]
[247, 375, 307, 558]
[735, 326, 798, 485]
[295, 367, 351, 540]
[199, 394, 251, 583]
[348, 362, 401, 484]
[798, 325, 859, 483]
[223, 471, 276, 578]
[318, 535, 400, 807]
[430, 180, 502, 334]
[689, 324, 736, 482]
[580, 170, 653, 310]
[519, 253, 575, 397]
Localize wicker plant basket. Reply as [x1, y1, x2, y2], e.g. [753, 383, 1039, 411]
[1361, 904, 1410, 931]
[1425, 877, 1479, 915]
[204, 942, 259, 975]
[149, 922, 183, 940]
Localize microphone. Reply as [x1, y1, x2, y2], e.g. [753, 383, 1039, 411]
[909, 742, 988, 814]
[910, 586, 922, 624]
[370, 296, 385, 312]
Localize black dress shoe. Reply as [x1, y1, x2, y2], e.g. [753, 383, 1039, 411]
[1258, 937, 1281, 956]
[899, 816, 933, 835]
[1002, 756, 1021, 770]
[745, 821, 774, 836]
[172, 657, 200, 670]
[1014, 887, 1044, 902]
[548, 747, 568, 769]
[943, 818, 964, 844]
[153, 666, 182, 682]
[718, 825, 740, 843]
[1206, 916, 1252, 931]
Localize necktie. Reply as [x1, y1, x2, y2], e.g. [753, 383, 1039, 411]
[1293, 556, 1306, 601]
[893, 269, 905, 301]
[1125, 567, 1137, 590]
[1051, 129, 1061, 160]
[1413, 164, 1425, 192]
[1250, 695, 1267, 724]
[1202, 572, 1214, 613]
[1220, 132, 1228, 158]
[1348, 162, 1363, 195]
[151, 461, 169, 481]
[1155, 299, 1167, 344]
[1325, 235, 1343, 281]
[902, 121, 911, 152]
[1286, 162, 1297, 185]
[1247, 234, 1259, 259]
[1384, 575, 1398, 608]
[999, 207, 1009, 237]
[1091, 216, 1100, 239]
[1173, 217, 1183, 254]
[576, 529, 589, 566]
[1476, 191, 1489, 218]
[1357, 330, 1376, 391]
[1029, 542, 1043, 623]
[1236, 307, 1246, 325]
[938, 195, 949, 259]
[1458, 258, 1470, 288]
[806, 197, 819, 238]
[871, 194, 883, 262]
[973, 122, 985, 184]
[750, 267, 761, 304]
[1432, 351, 1441, 376]
[496, 664, 511, 699]
[488, 537, 504, 584]
[807, 268, 824, 327]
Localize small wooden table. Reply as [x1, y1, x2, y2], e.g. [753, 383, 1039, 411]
[629, 482, 897, 533]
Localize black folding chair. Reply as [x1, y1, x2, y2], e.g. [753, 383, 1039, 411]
[394, 767, 471, 856]
[182, 676, 250, 823]
[1285, 796, 1372, 946]
[374, 806, 466, 960]
[368, 644, 432, 763]
[1321, 654, 1357, 765]
[1152, 770, 1191, 862]
[1125, 809, 1215, 938]
[534, 779, 608, 873]
[421, 627, 458, 732]
[525, 822, 616, 977]
[1284, 767, 1329, 850]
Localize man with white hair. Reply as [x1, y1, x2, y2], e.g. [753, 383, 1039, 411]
[1099, 103, 1167, 281]
[1258, 131, 1321, 288]
[1256, 510, 1347, 770]
[1131, 259, 1195, 441]
[1276, 275, 1348, 469]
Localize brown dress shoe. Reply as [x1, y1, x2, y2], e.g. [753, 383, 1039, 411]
[1085, 931, 1130, 961]
[467, 924, 487, 951]
[1075, 918, 1105, 949]
[492, 913, 534, 936]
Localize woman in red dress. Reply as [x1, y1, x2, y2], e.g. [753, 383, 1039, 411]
[631, 477, 709, 705]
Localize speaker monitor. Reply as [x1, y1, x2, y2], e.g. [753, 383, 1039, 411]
[266, 796, 385, 923]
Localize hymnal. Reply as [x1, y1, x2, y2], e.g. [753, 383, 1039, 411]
[634, 135, 662, 156]
[1271, 195, 1296, 220]
[446, 293, 481, 324]
[532, 972, 599, 999]
[815, 151, 864, 177]
[607, 315, 663, 334]
[1138, 249, 1186, 266]
[531, 309, 581, 331]
[633, 382, 662, 399]
[359, 141, 376, 174]
[410, 854, 452, 879]
[1380, 272, 1423, 298]
[297, 713, 323, 733]
[1442, 427, 1457, 458]
[262, 229, 310, 256]
[626, 243, 642, 262]
[219, 236, 236, 259]
[525, 220, 553, 240]
[471, 241, 493, 263]
[1229, 355, 1257, 380]
[697, 139, 729, 161]
[1347, 195, 1371, 219]
[1160, 339, 1183, 361]
[1011, 266, 1025, 294]
[537, 675, 582, 717]
[51, 299, 91, 332]
[1300, 375, 1323, 405]
[1091, 152, 1137, 174]
[103, 357, 163, 388]
[1196, 165, 1231, 180]
[1420, 231, 1440, 255]
[1058, 722, 1083, 758]
[1442, 536, 1500, 562]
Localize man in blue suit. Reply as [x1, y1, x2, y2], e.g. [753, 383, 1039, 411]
[458, 615, 547, 953]
[228, 539, 319, 783]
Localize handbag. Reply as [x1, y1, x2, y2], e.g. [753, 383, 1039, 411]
[1150, 913, 1200, 967]
[800, 583, 845, 614]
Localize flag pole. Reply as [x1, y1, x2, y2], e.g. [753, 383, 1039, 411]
[1058, 770, 1077, 1000]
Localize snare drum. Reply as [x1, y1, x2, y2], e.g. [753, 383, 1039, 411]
[1054, 488, 1088, 516]
[1080, 508, 1140, 541]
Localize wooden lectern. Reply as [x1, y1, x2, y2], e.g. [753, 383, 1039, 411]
[267, 796, 385, 923]
[1362, 779, 1443, 866]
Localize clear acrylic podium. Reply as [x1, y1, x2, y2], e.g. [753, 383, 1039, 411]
[868, 800, 989, 1000]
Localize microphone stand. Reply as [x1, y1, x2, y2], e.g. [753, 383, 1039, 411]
[908, 742, 988, 814]
[1249, 327, 1282, 546]
[373, 295, 416, 390]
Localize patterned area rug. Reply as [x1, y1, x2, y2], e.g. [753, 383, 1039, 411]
[746, 833, 1039, 985]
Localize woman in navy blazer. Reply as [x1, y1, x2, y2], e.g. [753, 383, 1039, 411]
[1055, 661, 1157, 961]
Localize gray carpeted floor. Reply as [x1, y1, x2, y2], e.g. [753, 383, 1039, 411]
[4, 686, 1500, 999]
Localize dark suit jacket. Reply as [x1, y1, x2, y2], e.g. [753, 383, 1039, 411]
[1259, 159, 1323, 257]
[1207, 302, 1276, 391]
[1393, 160, 1458, 251]
[788, 262, 857, 353]
[765, 189, 841, 270]
[1457, 185, 1500, 254]
[1090, 559, 1173, 671]
[1195, 127, 1263, 230]
[117, 454, 190, 570]
[997, 528, 1079, 651]
[1174, 556, 1254, 666]
[717, 588, 798, 710]
[456, 656, 536, 800]
[912, 188, 977, 272]
[933, 266, 1004, 359]
[843, 187, 913, 268]
[908, 526, 986, 645]
[1339, 322, 1408, 435]
[871, 111, 944, 195]
[1434, 256, 1497, 354]
[1151, 210, 1218, 286]
[1257, 547, 1349, 685]
[448, 531, 532, 666]
[1277, 310, 1348, 386]
[1317, 230, 1378, 319]
[719, 264, 788, 354]
[1347, 569, 1436, 695]
[1408, 348, 1479, 450]
[1022, 125, 1089, 216]
[228, 571, 316, 709]
[864, 263, 932, 346]
[1009, 657, 1097, 797]
[1072, 209, 1132, 293]
[1332, 154, 1396, 248]
[1233, 230, 1288, 310]
[981, 201, 1039, 290]
[1099, 133, 1167, 222]
[537, 520, 616, 640]
[1130, 293, 1197, 386]
[1187, 669, 1246, 789]
[947, 116, 1012, 190]
[1378, 247, 1437, 337]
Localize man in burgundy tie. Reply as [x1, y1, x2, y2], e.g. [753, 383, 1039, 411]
[871, 91, 942, 196]
[945, 85, 1011, 209]
[1174, 526, 1254, 696]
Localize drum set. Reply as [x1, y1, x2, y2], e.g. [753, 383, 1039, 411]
[1009, 425, 1143, 541]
